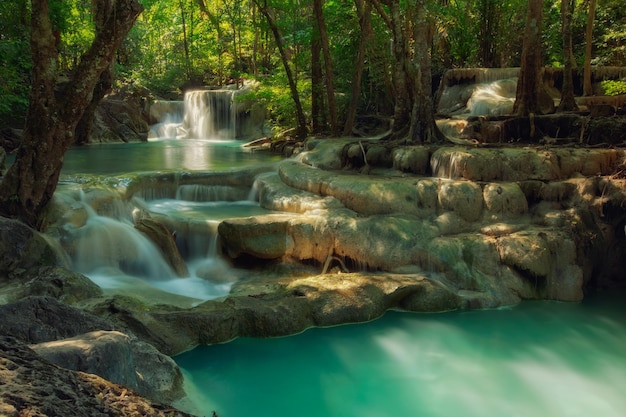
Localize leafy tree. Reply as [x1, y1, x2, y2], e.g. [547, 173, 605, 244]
[0, 0, 142, 229]
[0, 1, 31, 128]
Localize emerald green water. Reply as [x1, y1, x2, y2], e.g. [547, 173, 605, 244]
[59, 139, 282, 175]
[175, 291, 626, 417]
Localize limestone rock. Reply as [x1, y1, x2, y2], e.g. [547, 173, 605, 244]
[483, 182, 528, 219]
[135, 218, 189, 277]
[392, 146, 431, 174]
[437, 180, 483, 222]
[219, 214, 295, 259]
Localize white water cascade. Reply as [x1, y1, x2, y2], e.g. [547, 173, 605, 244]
[149, 90, 238, 140]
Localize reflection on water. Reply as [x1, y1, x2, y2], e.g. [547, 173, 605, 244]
[60, 139, 282, 175]
[175, 291, 626, 417]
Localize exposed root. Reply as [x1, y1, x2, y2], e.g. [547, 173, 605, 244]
[322, 254, 350, 274]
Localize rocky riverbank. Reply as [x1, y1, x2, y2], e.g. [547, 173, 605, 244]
[1, 138, 625, 414]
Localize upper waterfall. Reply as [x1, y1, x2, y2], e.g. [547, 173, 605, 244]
[148, 81, 265, 141]
[180, 89, 238, 139]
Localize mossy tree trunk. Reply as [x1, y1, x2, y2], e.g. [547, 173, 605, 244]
[0, 0, 143, 229]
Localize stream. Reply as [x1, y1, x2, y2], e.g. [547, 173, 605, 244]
[34, 86, 626, 417]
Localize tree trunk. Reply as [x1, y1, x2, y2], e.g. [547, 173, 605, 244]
[180, 0, 192, 80]
[0, 0, 143, 229]
[311, 24, 326, 135]
[583, 0, 596, 96]
[343, 0, 372, 137]
[76, 0, 120, 145]
[478, 0, 498, 68]
[255, 0, 308, 139]
[557, 0, 578, 112]
[75, 64, 114, 145]
[408, 0, 440, 143]
[374, 0, 410, 136]
[513, 0, 544, 117]
[313, 0, 338, 136]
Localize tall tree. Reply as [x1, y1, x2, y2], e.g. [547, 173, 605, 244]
[408, 0, 440, 143]
[254, 0, 308, 139]
[311, 20, 326, 135]
[513, 0, 544, 116]
[313, 0, 338, 135]
[478, 0, 499, 67]
[343, 0, 372, 136]
[557, 0, 578, 111]
[0, 0, 142, 229]
[583, 0, 596, 96]
[370, 0, 411, 137]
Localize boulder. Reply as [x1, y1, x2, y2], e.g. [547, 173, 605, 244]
[31, 330, 185, 403]
[0, 337, 194, 417]
[437, 180, 484, 222]
[7, 266, 102, 304]
[0, 217, 60, 282]
[0, 296, 114, 344]
[135, 218, 189, 277]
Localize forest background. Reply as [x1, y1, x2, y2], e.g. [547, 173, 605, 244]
[1, 0, 624, 136]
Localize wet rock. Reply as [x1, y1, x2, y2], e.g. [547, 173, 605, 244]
[430, 146, 620, 181]
[392, 146, 431, 174]
[437, 180, 483, 222]
[0, 127, 22, 153]
[496, 230, 583, 301]
[84, 273, 462, 355]
[219, 214, 294, 260]
[483, 182, 528, 219]
[0, 296, 115, 344]
[8, 266, 102, 304]
[135, 218, 189, 277]
[0, 217, 60, 282]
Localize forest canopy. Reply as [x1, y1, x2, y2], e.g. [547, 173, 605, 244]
[0, 0, 625, 131]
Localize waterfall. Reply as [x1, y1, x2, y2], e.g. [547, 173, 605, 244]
[65, 200, 176, 280]
[148, 100, 184, 139]
[179, 90, 238, 139]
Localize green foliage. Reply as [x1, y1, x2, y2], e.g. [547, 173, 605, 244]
[2, 0, 625, 133]
[601, 80, 626, 96]
[239, 74, 311, 134]
[0, 0, 31, 127]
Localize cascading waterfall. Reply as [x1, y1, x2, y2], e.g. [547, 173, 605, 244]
[62, 191, 177, 280]
[55, 184, 254, 304]
[148, 100, 184, 139]
[148, 89, 238, 140]
[179, 90, 238, 139]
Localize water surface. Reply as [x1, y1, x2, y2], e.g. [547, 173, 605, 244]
[60, 138, 281, 175]
[175, 290, 626, 417]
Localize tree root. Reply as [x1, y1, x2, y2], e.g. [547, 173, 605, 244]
[322, 254, 350, 274]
